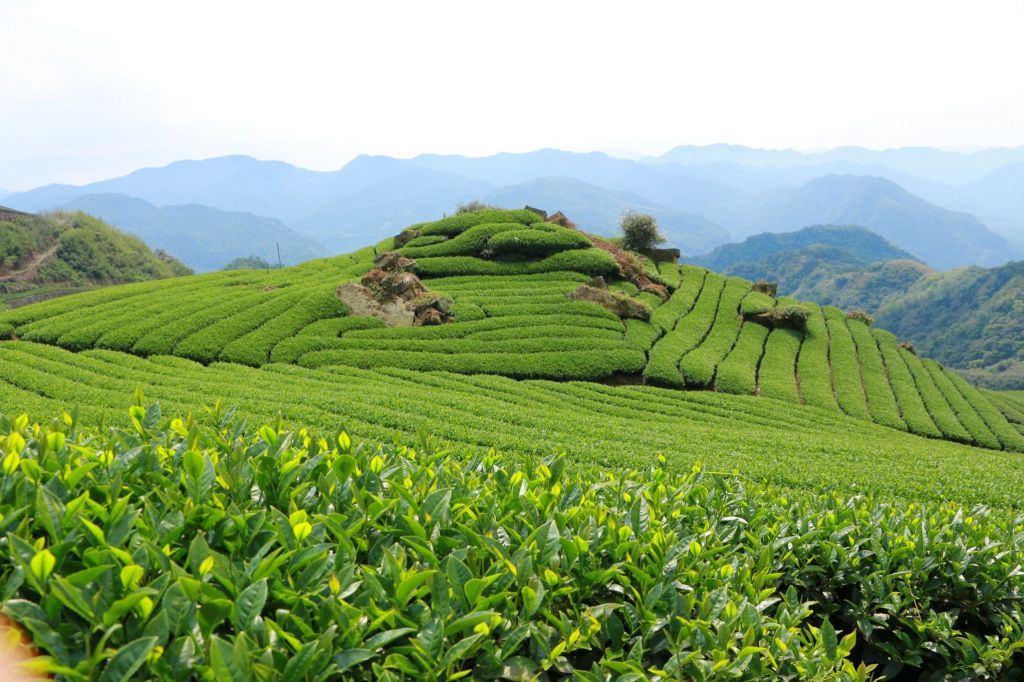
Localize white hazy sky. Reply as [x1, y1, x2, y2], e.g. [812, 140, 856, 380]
[1, 0, 1023, 190]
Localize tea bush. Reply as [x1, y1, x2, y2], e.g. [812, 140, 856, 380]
[847, 320, 905, 431]
[822, 307, 871, 421]
[790, 304, 835, 410]
[873, 329, 942, 439]
[485, 227, 592, 258]
[714, 321, 768, 395]
[2, 407, 1024, 679]
[678, 278, 749, 387]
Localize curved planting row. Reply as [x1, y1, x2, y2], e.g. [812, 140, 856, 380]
[678, 277, 750, 387]
[0, 252, 377, 364]
[644, 271, 725, 387]
[795, 303, 838, 410]
[2, 340, 1024, 503]
[822, 307, 871, 420]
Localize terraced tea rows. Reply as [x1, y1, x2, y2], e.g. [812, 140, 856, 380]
[1, 209, 1021, 452]
[2, 340, 1023, 507]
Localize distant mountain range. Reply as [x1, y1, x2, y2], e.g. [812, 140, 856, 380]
[694, 224, 1024, 389]
[647, 144, 1024, 184]
[735, 175, 1013, 269]
[693, 224, 917, 272]
[483, 177, 728, 254]
[57, 194, 324, 272]
[5, 145, 1024, 269]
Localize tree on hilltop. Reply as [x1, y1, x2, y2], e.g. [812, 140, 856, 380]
[620, 210, 666, 252]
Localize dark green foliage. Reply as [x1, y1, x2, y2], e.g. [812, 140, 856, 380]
[876, 260, 1024, 387]
[695, 225, 917, 274]
[222, 255, 276, 270]
[0, 209, 59, 270]
[1, 210, 191, 290]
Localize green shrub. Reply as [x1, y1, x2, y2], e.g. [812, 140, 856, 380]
[678, 278, 750, 387]
[758, 329, 802, 402]
[822, 307, 871, 420]
[413, 248, 618, 278]
[795, 303, 839, 410]
[847, 319, 905, 431]
[623, 319, 661, 351]
[484, 227, 591, 258]
[620, 210, 666, 252]
[412, 209, 541, 238]
[922, 359, 1002, 450]
[651, 265, 707, 332]
[740, 291, 774, 317]
[400, 223, 527, 258]
[715, 321, 769, 395]
[873, 328, 942, 438]
[3, 406, 1024, 679]
[644, 273, 726, 387]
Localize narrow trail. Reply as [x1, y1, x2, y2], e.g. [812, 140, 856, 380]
[0, 242, 58, 282]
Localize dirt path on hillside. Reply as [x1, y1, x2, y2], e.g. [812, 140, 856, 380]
[0, 242, 58, 282]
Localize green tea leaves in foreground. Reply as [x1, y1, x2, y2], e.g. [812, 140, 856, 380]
[1, 406, 1022, 679]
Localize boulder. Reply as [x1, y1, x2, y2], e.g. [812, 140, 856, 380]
[374, 251, 417, 272]
[567, 284, 651, 321]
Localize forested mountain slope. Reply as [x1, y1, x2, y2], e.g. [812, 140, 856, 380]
[0, 206, 190, 307]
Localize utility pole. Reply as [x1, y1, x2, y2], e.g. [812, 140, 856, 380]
[276, 242, 282, 269]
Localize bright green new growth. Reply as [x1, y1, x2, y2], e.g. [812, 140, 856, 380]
[2, 406, 1024, 679]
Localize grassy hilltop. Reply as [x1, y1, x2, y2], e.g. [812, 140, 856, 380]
[0, 207, 190, 308]
[1, 208, 1023, 679]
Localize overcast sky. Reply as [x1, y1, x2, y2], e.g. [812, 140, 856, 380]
[1, 0, 1022, 190]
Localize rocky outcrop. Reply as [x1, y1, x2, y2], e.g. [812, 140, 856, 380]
[567, 284, 651, 321]
[337, 252, 452, 326]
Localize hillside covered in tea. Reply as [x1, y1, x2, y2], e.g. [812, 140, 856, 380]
[1, 208, 1023, 680]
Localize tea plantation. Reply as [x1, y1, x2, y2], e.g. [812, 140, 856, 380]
[1, 209, 1024, 679]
